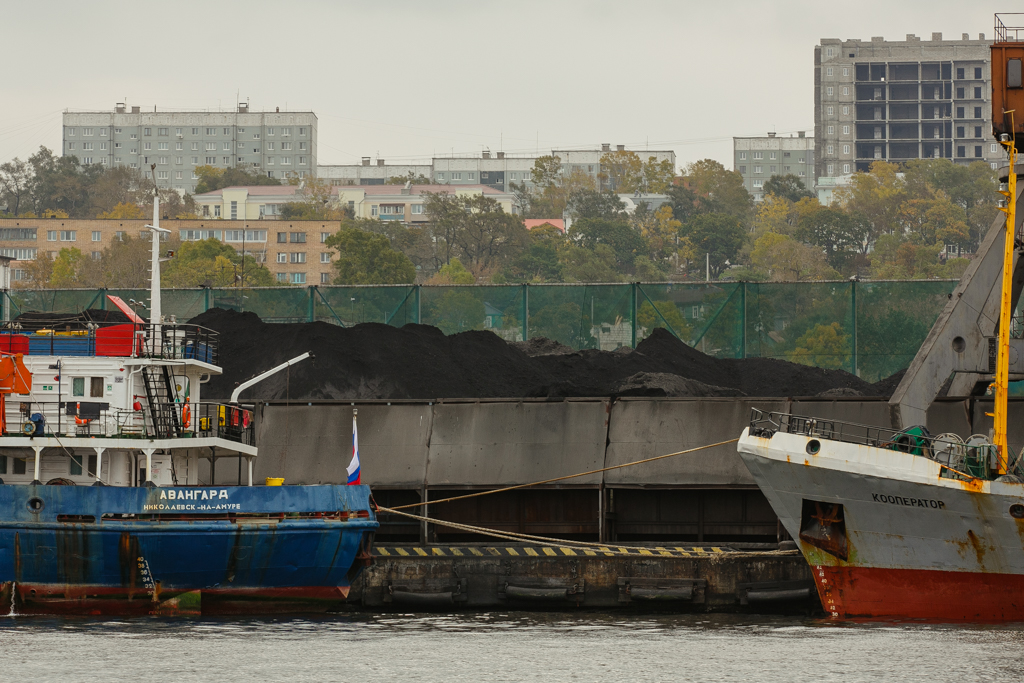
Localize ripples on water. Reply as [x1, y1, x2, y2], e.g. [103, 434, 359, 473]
[1, 612, 1023, 682]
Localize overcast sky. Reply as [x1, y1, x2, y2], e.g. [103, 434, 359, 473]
[0, 0, 1008, 172]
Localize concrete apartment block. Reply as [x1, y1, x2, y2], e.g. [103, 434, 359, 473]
[815, 32, 998, 180]
[552, 145, 676, 193]
[62, 103, 318, 192]
[733, 132, 815, 202]
[0, 218, 343, 286]
[192, 184, 515, 223]
[317, 146, 677, 195]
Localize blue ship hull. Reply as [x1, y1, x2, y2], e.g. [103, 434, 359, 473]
[0, 484, 377, 615]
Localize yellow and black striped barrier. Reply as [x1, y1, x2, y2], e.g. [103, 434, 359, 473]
[372, 546, 730, 558]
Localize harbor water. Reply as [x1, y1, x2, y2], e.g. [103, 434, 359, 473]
[2, 613, 1023, 682]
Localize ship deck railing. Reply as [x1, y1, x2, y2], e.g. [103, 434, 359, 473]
[0, 320, 219, 364]
[5, 400, 254, 447]
[747, 408, 1014, 481]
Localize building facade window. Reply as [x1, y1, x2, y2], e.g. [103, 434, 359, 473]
[320, 252, 331, 263]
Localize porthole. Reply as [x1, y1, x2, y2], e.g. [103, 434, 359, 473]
[806, 440, 821, 455]
[1010, 504, 1024, 519]
[27, 497, 44, 512]
[952, 336, 966, 353]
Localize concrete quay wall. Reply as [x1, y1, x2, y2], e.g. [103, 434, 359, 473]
[243, 397, 990, 489]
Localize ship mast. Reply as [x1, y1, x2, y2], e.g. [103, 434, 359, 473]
[147, 164, 170, 337]
[994, 134, 1016, 474]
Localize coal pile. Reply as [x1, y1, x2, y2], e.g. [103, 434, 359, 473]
[190, 308, 905, 401]
[12, 308, 135, 332]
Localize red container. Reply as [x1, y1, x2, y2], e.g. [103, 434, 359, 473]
[95, 324, 138, 357]
[0, 334, 30, 354]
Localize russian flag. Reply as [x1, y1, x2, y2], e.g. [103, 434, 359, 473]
[347, 410, 361, 485]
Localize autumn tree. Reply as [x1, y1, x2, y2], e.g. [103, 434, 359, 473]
[428, 258, 475, 284]
[326, 227, 416, 285]
[97, 202, 146, 220]
[161, 238, 274, 287]
[793, 322, 850, 370]
[598, 150, 675, 193]
[749, 232, 836, 281]
[679, 159, 753, 223]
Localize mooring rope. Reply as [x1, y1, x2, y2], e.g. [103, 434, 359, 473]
[376, 505, 730, 553]
[385, 437, 739, 512]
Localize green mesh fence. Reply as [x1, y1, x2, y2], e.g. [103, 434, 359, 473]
[1, 281, 959, 380]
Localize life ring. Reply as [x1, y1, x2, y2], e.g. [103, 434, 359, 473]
[74, 416, 91, 425]
[182, 403, 191, 429]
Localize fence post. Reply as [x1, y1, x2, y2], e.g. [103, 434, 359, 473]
[851, 280, 858, 377]
[204, 286, 210, 312]
[523, 283, 529, 341]
[741, 282, 747, 359]
[308, 286, 315, 322]
[416, 285, 421, 324]
[631, 283, 637, 348]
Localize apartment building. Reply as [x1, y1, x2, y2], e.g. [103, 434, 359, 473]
[62, 103, 318, 192]
[317, 145, 676, 194]
[192, 184, 516, 222]
[0, 218, 342, 286]
[815, 32, 999, 179]
[732, 132, 815, 202]
[551, 144, 677, 193]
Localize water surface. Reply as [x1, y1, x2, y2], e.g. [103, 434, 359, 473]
[2, 612, 1022, 682]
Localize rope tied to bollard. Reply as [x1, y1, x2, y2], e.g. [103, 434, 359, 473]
[382, 437, 740, 512]
[376, 504, 729, 553]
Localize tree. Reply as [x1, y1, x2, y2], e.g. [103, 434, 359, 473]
[566, 190, 626, 220]
[97, 201, 146, 219]
[795, 205, 870, 270]
[763, 174, 815, 203]
[680, 159, 753, 222]
[752, 194, 796, 237]
[530, 155, 563, 188]
[387, 171, 432, 185]
[89, 165, 152, 217]
[502, 224, 566, 283]
[162, 238, 274, 287]
[834, 160, 905, 242]
[193, 165, 281, 194]
[629, 204, 682, 259]
[430, 290, 485, 334]
[568, 217, 647, 273]
[97, 235, 158, 288]
[598, 150, 675, 193]
[559, 243, 621, 282]
[749, 232, 836, 281]
[0, 158, 32, 216]
[678, 213, 746, 279]
[28, 147, 104, 217]
[453, 195, 528, 272]
[637, 300, 690, 338]
[326, 227, 416, 285]
[428, 258, 475, 284]
[49, 248, 87, 288]
[793, 322, 850, 370]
